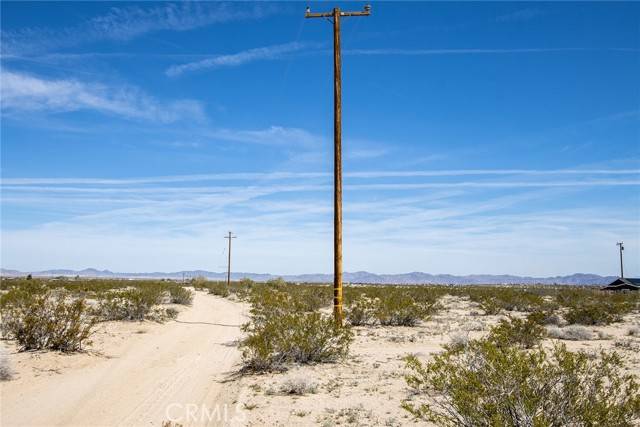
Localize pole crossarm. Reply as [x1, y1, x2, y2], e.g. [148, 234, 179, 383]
[305, 11, 370, 18]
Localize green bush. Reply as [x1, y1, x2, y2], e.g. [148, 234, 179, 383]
[404, 340, 640, 426]
[266, 277, 287, 287]
[487, 314, 546, 349]
[167, 284, 193, 305]
[94, 286, 164, 321]
[240, 285, 352, 372]
[1, 288, 94, 352]
[564, 301, 631, 326]
[375, 289, 435, 326]
[478, 297, 502, 315]
[240, 311, 353, 372]
[346, 294, 379, 326]
[207, 282, 230, 297]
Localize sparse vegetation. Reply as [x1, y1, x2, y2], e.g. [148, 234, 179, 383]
[404, 340, 640, 426]
[279, 377, 318, 395]
[1, 285, 94, 352]
[94, 286, 164, 321]
[486, 314, 546, 349]
[167, 284, 193, 305]
[240, 285, 352, 372]
[241, 310, 353, 372]
[345, 286, 440, 327]
[346, 294, 379, 326]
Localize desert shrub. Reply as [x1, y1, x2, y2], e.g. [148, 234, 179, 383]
[628, 325, 640, 337]
[190, 276, 209, 290]
[147, 307, 179, 322]
[487, 315, 546, 349]
[240, 311, 353, 372]
[167, 285, 193, 305]
[279, 377, 318, 395]
[446, 333, 470, 351]
[528, 308, 565, 326]
[547, 325, 594, 341]
[94, 286, 164, 321]
[1, 289, 94, 352]
[404, 340, 640, 426]
[375, 288, 436, 326]
[470, 288, 549, 315]
[346, 294, 379, 326]
[478, 297, 502, 315]
[266, 277, 287, 287]
[206, 281, 230, 297]
[565, 303, 621, 326]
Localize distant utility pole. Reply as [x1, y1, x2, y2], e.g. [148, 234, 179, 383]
[305, 4, 371, 326]
[617, 241, 624, 278]
[225, 232, 237, 287]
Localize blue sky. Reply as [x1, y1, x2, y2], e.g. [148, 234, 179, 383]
[1, 1, 639, 276]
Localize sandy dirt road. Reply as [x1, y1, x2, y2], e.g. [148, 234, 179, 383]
[1, 292, 247, 427]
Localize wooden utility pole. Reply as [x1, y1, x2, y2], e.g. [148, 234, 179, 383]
[225, 232, 236, 287]
[305, 4, 371, 325]
[617, 241, 624, 278]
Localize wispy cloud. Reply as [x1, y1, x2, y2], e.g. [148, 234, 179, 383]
[165, 42, 310, 77]
[2, 175, 638, 275]
[496, 8, 545, 23]
[204, 125, 324, 147]
[1, 69, 204, 123]
[1, 2, 275, 55]
[3, 169, 638, 186]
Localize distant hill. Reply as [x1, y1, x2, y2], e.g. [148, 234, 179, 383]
[0, 268, 617, 285]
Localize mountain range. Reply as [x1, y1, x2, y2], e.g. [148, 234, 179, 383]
[0, 268, 617, 285]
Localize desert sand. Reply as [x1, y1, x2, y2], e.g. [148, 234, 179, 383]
[1, 291, 247, 427]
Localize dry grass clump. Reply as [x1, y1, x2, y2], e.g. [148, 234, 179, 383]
[627, 325, 640, 337]
[547, 325, 595, 341]
[279, 377, 318, 395]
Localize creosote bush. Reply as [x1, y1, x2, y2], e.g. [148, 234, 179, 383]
[241, 311, 353, 372]
[94, 286, 164, 321]
[207, 282, 230, 297]
[404, 340, 640, 427]
[486, 314, 546, 349]
[565, 302, 623, 326]
[346, 294, 379, 326]
[240, 286, 352, 372]
[167, 284, 193, 305]
[345, 287, 439, 327]
[1, 286, 94, 352]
